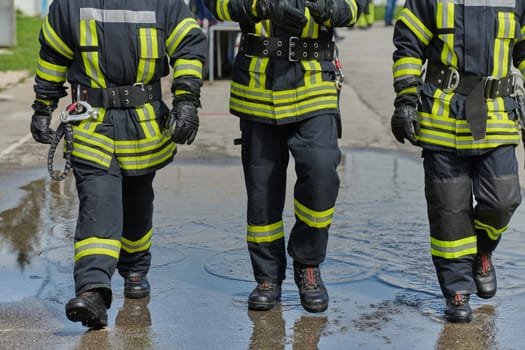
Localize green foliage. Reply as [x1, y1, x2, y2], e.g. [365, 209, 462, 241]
[0, 14, 43, 73]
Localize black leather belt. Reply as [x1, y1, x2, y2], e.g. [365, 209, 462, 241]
[425, 62, 515, 98]
[239, 34, 334, 61]
[425, 62, 518, 140]
[72, 81, 162, 108]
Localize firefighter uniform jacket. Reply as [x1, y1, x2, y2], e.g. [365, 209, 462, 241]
[205, 0, 366, 125]
[393, 0, 525, 155]
[34, 0, 207, 175]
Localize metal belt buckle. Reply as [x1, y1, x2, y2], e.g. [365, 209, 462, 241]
[443, 66, 460, 93]
[288, 36, 299, 62]
[133, 82, 145, 91]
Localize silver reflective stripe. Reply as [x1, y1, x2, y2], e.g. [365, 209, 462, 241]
[80, 8, 156, 23]
[431, 241, 477, 253]
[459, 0, 515, 7]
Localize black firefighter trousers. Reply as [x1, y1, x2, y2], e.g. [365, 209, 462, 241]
[423, 145, 521, 298]
[240, 114, 341, 284]
[72, 158, 155, 303]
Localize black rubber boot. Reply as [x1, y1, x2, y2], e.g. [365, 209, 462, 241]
[293, 261, 329, 313]
[474, 253, 497, 299]
[445, 294, 472, 323]
[124, 272, 151, 299]
[65, 289, 109, 328]
[248, 281, 282, 311]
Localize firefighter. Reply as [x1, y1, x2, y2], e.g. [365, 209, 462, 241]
[391, 0, 525, 322]
[204, 0, 366, 313]
[30, 0, 206, 328]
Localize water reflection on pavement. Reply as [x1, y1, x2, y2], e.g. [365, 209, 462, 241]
[0, 149, 524, 349]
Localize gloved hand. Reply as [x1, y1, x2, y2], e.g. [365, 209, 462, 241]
[31, 113, 56, 144]
[249, 0, 274, 19]
[305, 0, 333, 24]
[272, 0, 307, 35]
[31, 100, 56, 144]
[166, 99, 199, 145]
[391, 94, 418, 145]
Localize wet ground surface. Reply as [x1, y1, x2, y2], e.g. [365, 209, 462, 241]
[1, 148, 525, 349]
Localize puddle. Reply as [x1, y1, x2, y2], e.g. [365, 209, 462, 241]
[1, 149, 525, 349]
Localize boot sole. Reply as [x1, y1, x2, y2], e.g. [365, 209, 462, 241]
[248, 297, 280, 311]
[300, 300, 328, 313]
[476, 291, 496, 299]
[445, 314, 472, 323]
[124, 290, 150, 299]
[66, 302, 108, 328]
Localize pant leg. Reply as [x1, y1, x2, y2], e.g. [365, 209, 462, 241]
[287, 114, 341, 266]
[73, 158, 123, 299]
[241, 119, 290, 283]
[473, 145, 521, 253]
[423, 150, 477, 298]
[385, 0, 397, 25]
[117, 172, 156, 277]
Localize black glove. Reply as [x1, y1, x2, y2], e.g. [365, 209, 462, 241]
[272, 0, 307, 35]
[391, 94, 418, 145]
[249, 0, 274, 19]
[305, 0, 333, 24]
[31, 100, 56, 144]
[166, 99, 200, 145]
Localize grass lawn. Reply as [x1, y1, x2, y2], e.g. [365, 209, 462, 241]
[0, 13, 43, 74]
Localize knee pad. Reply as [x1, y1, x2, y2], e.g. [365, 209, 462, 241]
[425, 175, 474, 240]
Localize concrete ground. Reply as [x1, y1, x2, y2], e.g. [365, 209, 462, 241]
[1, 24, 525, 350]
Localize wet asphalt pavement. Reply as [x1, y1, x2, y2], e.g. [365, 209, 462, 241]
[1, 24, 525, 350]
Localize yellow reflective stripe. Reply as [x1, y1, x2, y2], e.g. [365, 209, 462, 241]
[42, 17, 74, 60]
[492, 12, 514, 77]
[73, 128, 114, 153]
[118, 141, 176, 171]
[232, 81, 337, 103]
[231, 95, 338, 119]
[71, 142, 113, 167]
[137, 28, 159, 83]
[294, 199, 334, 229]
[303, 14, 318, 38]
[74, 237, 121, 261]
[121, 228, 153, 253]
[418, 112, 520, 149]
[247, 221, 285, 243]
[474, 219, 508, 241]
[437, 1, 457, 67]
[135, 104, 158, 139]
[36, 58, 68, 83]
[249, 57, 270, 89]
[114, 134, 172, 153]
[393, 57, 423, 79]
[431, 89, 452, 119]
[430, 235, 477, 259]
[166, 18, 202, 56]
[173, 59, 203, 79]
[398, 8, 432, 45]
[301, 60, 323, 86]
[396, 87, 418, 96]
[80, 19, 106, 88]
[216, 0, 232, 21]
